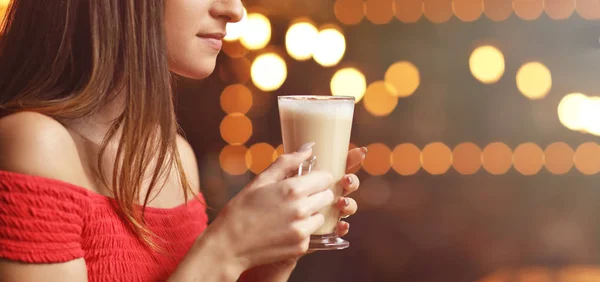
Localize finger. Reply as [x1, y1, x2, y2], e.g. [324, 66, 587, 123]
[289, 213, 325, 244]
[341, 174, 360, 196]
[282, 171, 333, 198]
[336, 221, 350, 237]
[254, 142, 315, 186]
[346, 147, 367, 171]
[293, 189, 335, 219]
[337, 197, 358, 218]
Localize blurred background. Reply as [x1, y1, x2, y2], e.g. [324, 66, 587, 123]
[178, 0, 600, 281]
[5, 0, 600, 281]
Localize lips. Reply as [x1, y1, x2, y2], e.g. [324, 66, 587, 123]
[196, 32, 226, 51]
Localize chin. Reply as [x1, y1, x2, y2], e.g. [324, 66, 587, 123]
[169, 56, 217, 80]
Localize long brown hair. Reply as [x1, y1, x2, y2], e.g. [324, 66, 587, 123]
[0, 0, 193, 248]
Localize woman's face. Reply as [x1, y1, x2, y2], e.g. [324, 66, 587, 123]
[164, 0, 243, 79]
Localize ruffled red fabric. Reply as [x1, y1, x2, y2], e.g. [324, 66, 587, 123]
[0, 171, 208, 282]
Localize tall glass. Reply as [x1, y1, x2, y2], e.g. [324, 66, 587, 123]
[278, 95, 355, 250]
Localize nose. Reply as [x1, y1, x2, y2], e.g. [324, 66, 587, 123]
[210, 0, 244, 23]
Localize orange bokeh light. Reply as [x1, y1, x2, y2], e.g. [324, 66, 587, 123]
[544, 0, 575, 20]
[365, 0, 394, 24]
[482, 142, 513, 175]
[452, 142, 482, 175]
[421, 142, 452, 175]
[245, 143, 275, 174]
[453, 0, 483, 22]
[424, 0, 453, 23]
[220, 145, 248, 175]
[483, 0, 512, 21]
[574, 142, 600, 175]
[395, 0, 424, 23]
[576, 0, 600, 19]
[220, 84, 253, 114]
[544, 142, 574, 175]
[513, 143, 544, 175]
[222, 40, 250, 58]
[513, 0, 544, 20]
[363, 81, 398, 117]
[334, 0, 365, 25]
[220, 113, 253, 145]
[362, 143, 392, 176]
[391, 143, 421, 176]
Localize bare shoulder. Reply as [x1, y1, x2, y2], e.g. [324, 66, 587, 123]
[0, 111, 85, 185]
[176, 134, 200, 189]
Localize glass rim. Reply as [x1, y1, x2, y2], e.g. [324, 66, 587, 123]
[277, 95, 355, 101]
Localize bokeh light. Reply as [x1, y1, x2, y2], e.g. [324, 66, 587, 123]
[545, 142, 574, 174]
[222, 40, 250, 58]
[574, 142, 600, 175]
[362, 143, 392, 176]
[384, 61, 420, 97]
[331, 67, 367, 103]
[576, 0, 600, 19]
[452, 142, 482, 175]
[334, 0, 365, 25]
[544, 0, 575, 20]
[482, 142, 513, 175]
[359, 177, 392, 208]
[395, 0, 424, 23]
[452, 0, 483, 22]
[580, 96, 600, 136]
[240, 13, 271, 50]
[558, 93, 588, 131]
[421, 142, 452, 175]
[363, 81, 398, 117]
[251, 53, 287, 92]
[513, 143, 544, 175]
[391, 143, 421, 176]
[469, 46, 505, 84]
[285, 21, 318, 61]
[483, 0, 512, 21]
[558, 266, 600, 281]
[424, 0, 453, 23]
[220, 113, 252, 145]
[220, 84, 253, 114]
[365, 0, 395, 24]
[513, 0, 544, 20]
[516, 62, 552, 100]
[313, 27, 346, 67]
[224, 7, 247, 41]
[219, 57, 251, 84]
[516, 267, 553, 281]
[245, 143, 275, 174]
[220, 145, 248, 175]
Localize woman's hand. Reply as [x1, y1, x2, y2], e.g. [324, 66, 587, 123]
[238, 147, 366, 282]
[201, 143, 337, 273]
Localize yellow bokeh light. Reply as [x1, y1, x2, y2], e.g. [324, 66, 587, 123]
[580, 96, 600, 136]
[558, 93, 588, 131]
[482, 142, 513, 175]
[545, 0, 575, 20]
[220, 113, 252, 145]
[452, 142, 482, 175]
[395, 0, 424, 23]
[421, 142, 452, 175]
[453, 0, 483, 22]
[391, 143, 421, 175]
[365, 0, 395, 24]
[361, 143, 392, 176]
[545, 142, 573, 174]
[220, 145, 248, 175]
[245, 143, 275, 174]
[331, 67, 367, 103]
[574, 142, 600, 175]
[224, 7, 247, 41]
[313, 27, 346, 67]
[334, 0, 365, 25]
[251, 53, 287, 92]
[384, 61, 420, 97]
[513, 143, 544, 176]
[220, 84, 253, 114]
[516, 62, 552, 100]
[424, 0, 453, 23]
[513, 0, 544, 20]
[240, 13, 271, 50]
[285, 21, 318, 61]
[483, 0, 512, 21]
[469, 46, 505, 84]
[363, 81, 398, 117]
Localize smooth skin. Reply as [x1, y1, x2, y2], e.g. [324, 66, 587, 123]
[0, 0, 364, 281]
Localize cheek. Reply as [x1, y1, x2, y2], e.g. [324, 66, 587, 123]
[166, 32, 219, 79]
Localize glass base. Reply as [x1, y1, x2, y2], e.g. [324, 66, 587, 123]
[308, 233, 349, 251]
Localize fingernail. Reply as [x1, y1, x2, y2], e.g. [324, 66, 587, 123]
[346, 175, 354, 185]
[297, 142, 315, 152]
[360, 147, 368, 155]
[343, 198, 350, 207]
[345, 222, 350, 229]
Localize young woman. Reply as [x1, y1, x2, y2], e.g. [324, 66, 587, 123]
[0, 0, 365, 281]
